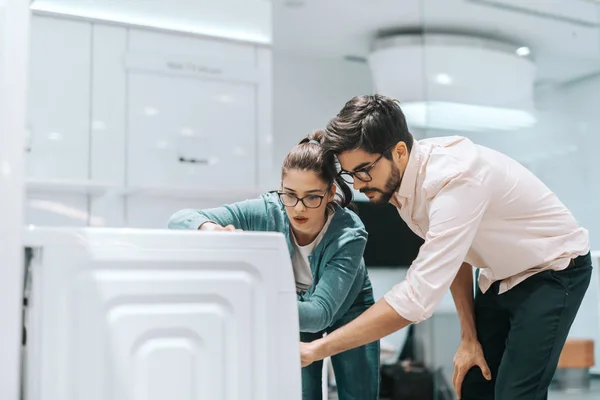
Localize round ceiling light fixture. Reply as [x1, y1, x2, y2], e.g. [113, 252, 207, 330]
[368, 33, 537, 132]
[516, 46, 531, 56]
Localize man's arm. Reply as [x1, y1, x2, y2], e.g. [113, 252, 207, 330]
[450, 262, 491, 398]
[451, 262, 477, 341]
[302, 298, 411, 363]
[301, 177, 490, 366]
[301, 264, 485, 367]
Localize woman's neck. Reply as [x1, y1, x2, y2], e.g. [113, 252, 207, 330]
[293, 229, 319, 246]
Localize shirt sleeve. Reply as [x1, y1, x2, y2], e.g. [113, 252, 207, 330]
[384, 177, 490, 322]
[167, 198, 268, 231]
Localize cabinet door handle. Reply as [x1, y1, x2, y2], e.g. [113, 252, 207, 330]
[178, 156, 209, 165]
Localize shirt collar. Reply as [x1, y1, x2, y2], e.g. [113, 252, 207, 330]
[396, 139, 423, 200]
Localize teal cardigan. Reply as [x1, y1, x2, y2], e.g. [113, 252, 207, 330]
[167, 192, 375, 333]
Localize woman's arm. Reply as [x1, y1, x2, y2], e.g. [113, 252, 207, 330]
[167, 197, 269, 231]
[297, 234, 367, 333]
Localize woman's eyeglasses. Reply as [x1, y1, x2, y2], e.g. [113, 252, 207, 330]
[272, 187, 331, 208]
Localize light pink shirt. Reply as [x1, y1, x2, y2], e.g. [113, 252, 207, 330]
[384, 136, 590, 323]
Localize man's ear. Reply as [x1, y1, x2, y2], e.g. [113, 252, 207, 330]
[393, 141, 408, 161]
[328, 184, 337, 202]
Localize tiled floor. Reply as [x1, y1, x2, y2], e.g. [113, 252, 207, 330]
[326, 378, 600, 399]
[548, 379, 600, 400]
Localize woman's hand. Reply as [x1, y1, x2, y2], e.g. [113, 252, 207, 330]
[453, 339, 491, 399]
[300, 341, 320, 367]
[199, 222, 242, 232]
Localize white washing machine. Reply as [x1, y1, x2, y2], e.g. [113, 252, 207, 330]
[21, 227, 301, 400]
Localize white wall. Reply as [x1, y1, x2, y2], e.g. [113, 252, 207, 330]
[530, 76, 600, 372]
[560, 75, 600, 251]
[0, 1, 31, 399]
[273, 53, 372, 171]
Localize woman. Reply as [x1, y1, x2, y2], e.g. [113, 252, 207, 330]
[168, 130, 380, 400]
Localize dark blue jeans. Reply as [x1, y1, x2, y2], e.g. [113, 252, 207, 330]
[462, 252, 593, 400]
[300, 310, 380, 400]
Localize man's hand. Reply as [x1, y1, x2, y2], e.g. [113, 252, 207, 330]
[199, 222, 242, 232]
[298, 299, 409, 369]
[453, 339, 491, 399]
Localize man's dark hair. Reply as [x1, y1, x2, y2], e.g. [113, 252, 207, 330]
[323, 94, 414, 159]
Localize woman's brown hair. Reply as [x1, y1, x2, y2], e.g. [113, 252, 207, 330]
[281, 129, 354, 208]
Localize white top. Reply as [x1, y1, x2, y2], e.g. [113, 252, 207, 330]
[291, 209, 335, 292]
[383, 136, 589, 323]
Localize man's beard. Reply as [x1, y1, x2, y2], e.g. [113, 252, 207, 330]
[360, 165, 402, 205]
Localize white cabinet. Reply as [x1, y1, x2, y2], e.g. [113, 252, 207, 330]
[127, 73, 257, 189]
[90, 24, 128, 185]
[124, 29, 267, 190]
[25, 15, 273, 228]
[26, 16, 92, 227]
[27, 17, 92, 181]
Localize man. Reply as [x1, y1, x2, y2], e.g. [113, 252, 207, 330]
[300, 94, 592, 400]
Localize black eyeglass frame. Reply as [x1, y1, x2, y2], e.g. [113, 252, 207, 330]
[270, 186, 332, 209]
[338, 144, 396, 183]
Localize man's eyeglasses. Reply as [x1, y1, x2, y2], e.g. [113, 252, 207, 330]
[273, 187, 331, 209]
[338, 145, 394, 183]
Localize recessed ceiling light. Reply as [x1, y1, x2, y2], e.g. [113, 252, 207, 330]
[516, 46, 531, 56]
[47, 132, 63, 141]
[435, 73, 453, 85]
[143, 106, 159, 116]
[180, 127, 195, 137]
